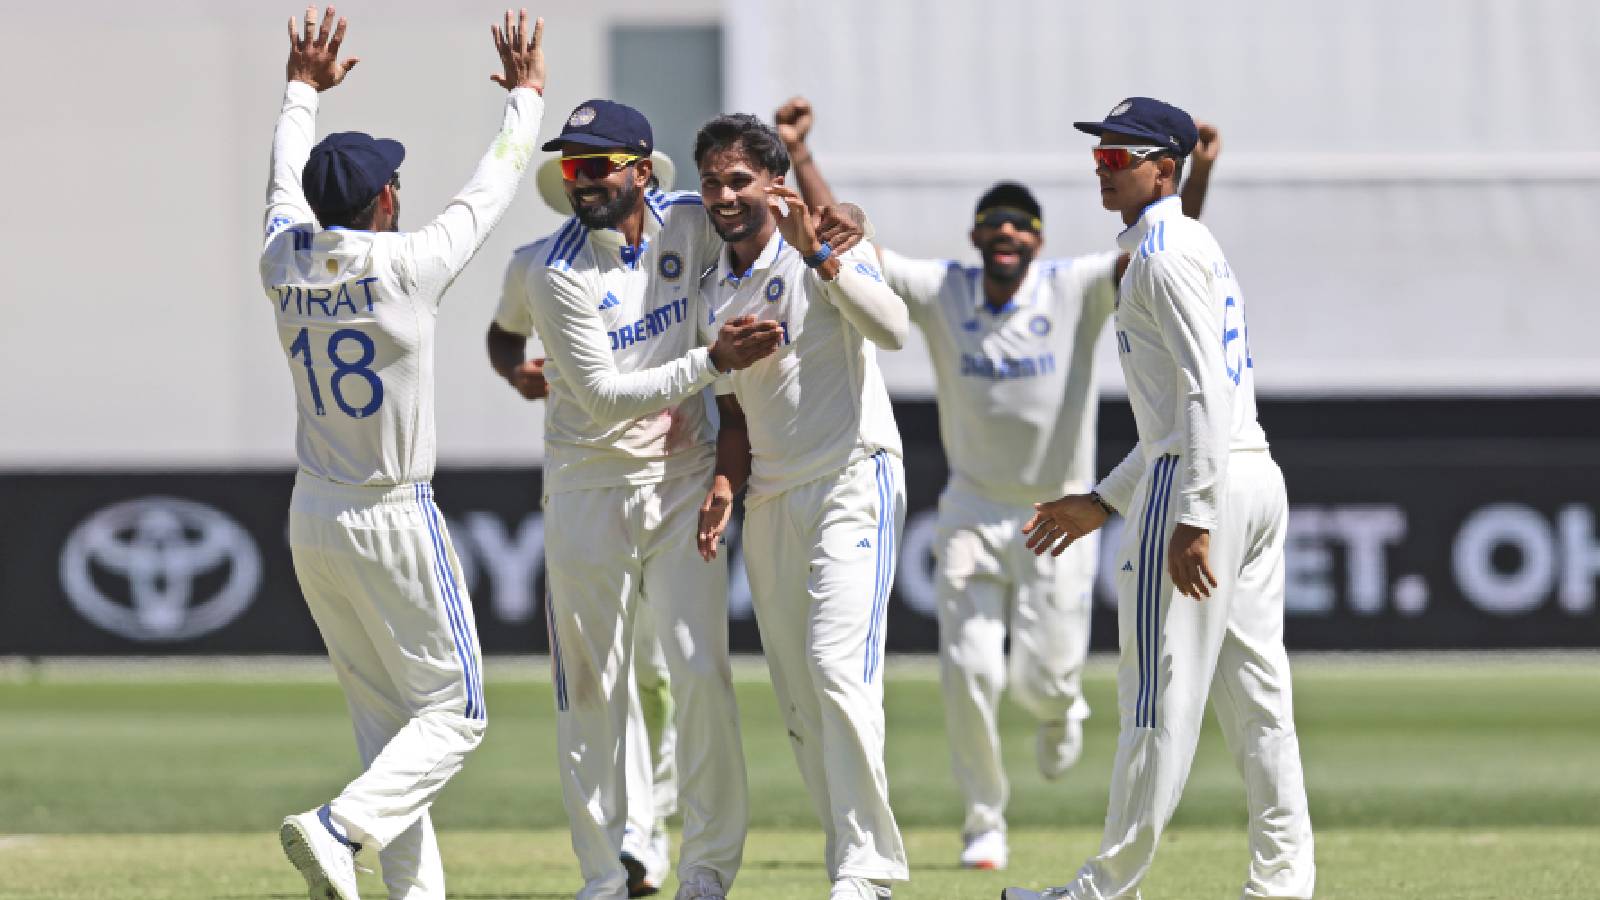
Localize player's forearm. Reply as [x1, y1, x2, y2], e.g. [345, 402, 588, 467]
[264, 81, 319, 233]
[820, 259, 910, 350]
[713, 418, 753, 495]
[409, 88, 545, 283]
[1094, 444, 1147, 514]
[786, 142, 840, 210]
[1180, 159, 1214, 219]
[486, 323, 528, 382]
[570, 348, 721, 424]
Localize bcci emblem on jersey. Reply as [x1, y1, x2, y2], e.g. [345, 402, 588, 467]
[765, 276, 785, 303]
[58, 497, 262, 642]
[659, 251, 683, 281]
[1029, 315, 1051, 336]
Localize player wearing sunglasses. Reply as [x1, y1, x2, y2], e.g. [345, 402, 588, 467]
[487, 99, 765, 900]
[1007, 97, 1316, 900]
[772, 97, 1217, 874]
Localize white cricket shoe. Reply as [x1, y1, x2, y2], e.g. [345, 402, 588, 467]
[673, 867, 726, 900]
[280, 805, 362, 900]
[1000, 887, 1074, 900]
[959, 829, 1009, 870]
[829, 876, 892, 900]
[1036, 717, 1084, 780]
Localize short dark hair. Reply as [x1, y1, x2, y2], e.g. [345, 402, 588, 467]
[693, 114, 790, 176]
[975, 181, 1041, 220]
[313, 171, 396, 230]
[1170, 155, 1186, 187]
[315, 193, 381, 230]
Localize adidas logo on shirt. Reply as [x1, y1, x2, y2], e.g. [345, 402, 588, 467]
[1122, 561, 1134, 572]
[857, 538, 872, 548]
[598, 291, 620, 310]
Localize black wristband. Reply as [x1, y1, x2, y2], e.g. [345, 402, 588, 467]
[1089, 491, 1117, 516]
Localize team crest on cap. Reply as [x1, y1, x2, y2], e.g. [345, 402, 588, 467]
[1029, 315, 1051, 336]
[659, 251, 683, 281]
[1110, 99, 1133, 116]
[569, 106, 597, 127]
[764, 276, 785, 302]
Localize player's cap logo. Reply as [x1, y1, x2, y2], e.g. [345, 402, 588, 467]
[1110, 99, 1133, 117]
[569, 106, 597, 127]
[1029, 315, 1051, 336]
[59, 497, 262, 643]
[659, 251, 683, 281]
[764, 276, 785, 303]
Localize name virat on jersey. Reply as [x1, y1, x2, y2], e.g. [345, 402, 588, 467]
[274, 277, 381, 317]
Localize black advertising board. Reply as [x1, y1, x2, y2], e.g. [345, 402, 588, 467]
[2, 400, 1596, 654]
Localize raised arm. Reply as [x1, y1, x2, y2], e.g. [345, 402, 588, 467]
[775, 97, 840, 210]
[1180, 120, 1221, 220]
[401, 10, 548, 301]
[265, 6, 360, 242]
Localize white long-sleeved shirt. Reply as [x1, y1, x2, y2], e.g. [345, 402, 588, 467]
[1094, 195, 1267, 528]
[880, 250, 1119, 506]
[699, 230, 907, 506]
[494, 191, 725, 494]
[260, 81, 543, 486]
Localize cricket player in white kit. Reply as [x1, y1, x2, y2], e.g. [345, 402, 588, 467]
[262, 9, 546, 900]
[487, 101, 791, 900]
[774, 98, 1220, 871]
[1008, 98, 1315, 900]
[689, 115, 911, 900]
[495, 150, 694, 898]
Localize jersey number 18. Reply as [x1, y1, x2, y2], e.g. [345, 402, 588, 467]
[288, 326, 384, 418]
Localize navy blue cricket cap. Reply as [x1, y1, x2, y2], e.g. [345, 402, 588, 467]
[303, 132, 405, 216]
[541, 99, 653, 155]
[1074, 97, 1198, 156]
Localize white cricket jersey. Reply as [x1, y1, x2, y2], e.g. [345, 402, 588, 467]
[1095, 195, 1268, 529]
[699, 231, 904, 505]
[259, 81, 543, 486]
[494, 191, 725, 494]
[880, 250, 1119, 506]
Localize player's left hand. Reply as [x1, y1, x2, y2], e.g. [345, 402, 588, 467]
[508, 358, 548, 400]
[765, 184, 822, 258]
[1192, 120, 1222, 168]
[1023, 493, 1108, 557]
[697, 477, 735, 561]
[815, 203, 866, 255]
[286, 6, 359, 91]
[1168, 522, 1218, 599]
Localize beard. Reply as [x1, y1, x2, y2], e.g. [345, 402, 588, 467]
[708, 198, 768, 245]
[571, 177, 638, 230]
[385, 195, 400, 232]
[980, 241, 1034, 284]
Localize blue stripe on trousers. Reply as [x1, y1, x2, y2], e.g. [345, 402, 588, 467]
[865, 452, 893, 682]
[416, 485, 482, 721]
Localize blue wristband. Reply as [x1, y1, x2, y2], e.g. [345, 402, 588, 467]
[803, 242, 834, 268]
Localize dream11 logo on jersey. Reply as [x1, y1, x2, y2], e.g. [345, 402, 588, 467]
[58, 497, 263, 642]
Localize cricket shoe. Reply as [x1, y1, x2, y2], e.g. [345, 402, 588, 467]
[959, 829, 1008, 870]
[829, 876, 892, 900]
[621, 850, 660, 898]
[280, 805, 362, 900]
[673, 867, 726, 900]
[1036, 717, 1084, 780]
[1000, 887, 1074, 900]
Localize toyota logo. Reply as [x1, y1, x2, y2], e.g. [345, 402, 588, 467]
[59, 497, 262, 642]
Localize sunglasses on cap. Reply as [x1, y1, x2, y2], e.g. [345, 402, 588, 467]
[974, 207, 1041, 233]
[1092, 145, 1173, 172]
[559, 152, 643, 181]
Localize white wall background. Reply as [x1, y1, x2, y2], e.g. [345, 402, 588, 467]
[727, 0, 1600, 398]
[1, 0, 1595, 467]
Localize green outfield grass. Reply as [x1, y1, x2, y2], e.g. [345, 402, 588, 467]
[1, 656, 1596, 898]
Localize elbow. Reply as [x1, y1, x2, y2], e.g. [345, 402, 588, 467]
[878, 316, 910, 351]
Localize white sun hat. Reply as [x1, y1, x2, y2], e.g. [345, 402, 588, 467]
[534, 150, 678, 215]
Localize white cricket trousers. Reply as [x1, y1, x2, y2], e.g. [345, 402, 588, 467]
[543, 471, 748, 900]
[622, 605, 677, 858]
[934, 482, 1097, 837]
[1066, 451, 1315, 900]
[288, 475, 486, 900]
[743, 450, 910, 883]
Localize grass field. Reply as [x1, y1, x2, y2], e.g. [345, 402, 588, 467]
[1, 655, 1596, 899]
